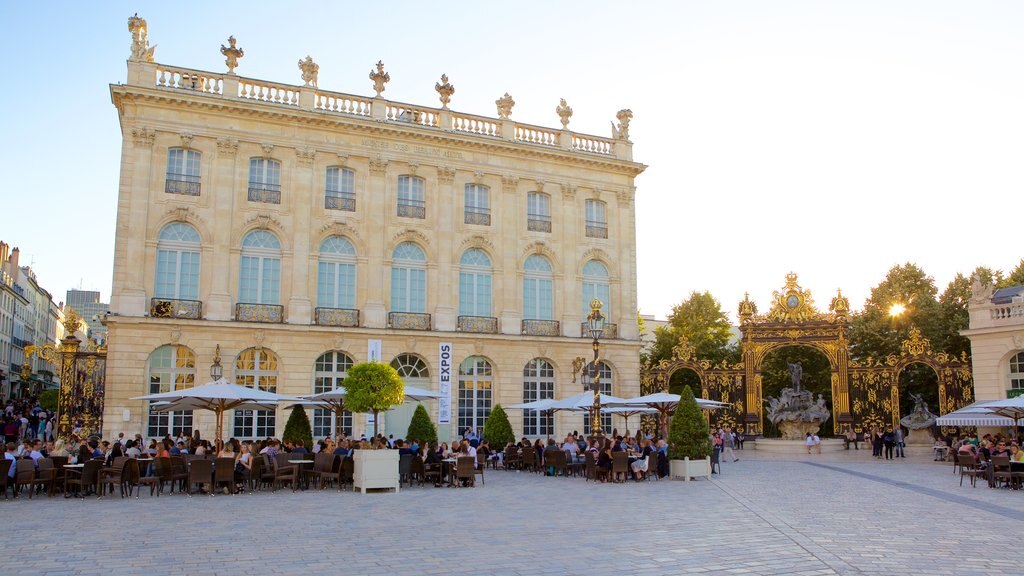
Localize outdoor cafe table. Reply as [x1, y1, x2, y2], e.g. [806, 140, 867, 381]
[291, 460, 315, 490]
[441, 458, 458, 486]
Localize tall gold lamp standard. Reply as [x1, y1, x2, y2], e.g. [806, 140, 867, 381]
[585, 298, 606, 438]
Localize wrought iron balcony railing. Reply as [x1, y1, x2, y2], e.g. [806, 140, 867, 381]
[247, 183, 282, 204]
[235, 303, 284, 323]
[388, 311, 431, 330]
[528, 217, 552, 233]
[150, 298, 203, 319]
[464, 206, 491, 226]
[579, 322, 618, 339]
[165, 175, 201, 196]
[457, 315, 498, 334]
[315, 307, 360, 327]
[585, 224, 608, 239]
[397, 200, 425, 219]
[522, 319, 560, 336]
[325, 192, 355, 211]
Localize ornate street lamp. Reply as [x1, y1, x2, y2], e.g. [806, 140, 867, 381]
[586, 298, 606, 438]
[210, 345, 223, 381]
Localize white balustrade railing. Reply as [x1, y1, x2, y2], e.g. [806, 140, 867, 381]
[315, 92, 373, 116]
[515, 124, 559, 147]
[451, 112, 499, 137]
[572, 134, 614, 155]
[386, 103, 440, 127]
[238, 78, 300, 106]
[990, 302, 1024, 321]
[155, 65, 223, 95]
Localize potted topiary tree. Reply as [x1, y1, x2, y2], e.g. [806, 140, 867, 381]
[406, 403, 438, 445]
[343, 361, 405, 493]
[668, 385, 713, 481]
[282, 405, 313, 452]
[483, 404, 515, 450]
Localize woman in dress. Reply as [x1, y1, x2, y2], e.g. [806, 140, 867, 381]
[234, 442, 252, 493]
[597, 444, 613, 482]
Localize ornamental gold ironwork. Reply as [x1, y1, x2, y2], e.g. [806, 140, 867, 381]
[522, 319, 560, 336]
[315, 307, 360, 327]
[388, 312, 431, 331]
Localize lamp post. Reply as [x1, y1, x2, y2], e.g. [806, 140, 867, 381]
[210, 345, 223, 381]
[586, 298, 606, 438]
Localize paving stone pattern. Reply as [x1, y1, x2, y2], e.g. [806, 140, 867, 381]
[5, 449, 1021, 575]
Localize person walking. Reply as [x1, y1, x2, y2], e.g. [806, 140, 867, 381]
[883, 428, 895, 460]
[871, 428, 883, 458]
[806, 432, 814, 455]
[894, 427, 905, 458]
[721, 428, 738, 462]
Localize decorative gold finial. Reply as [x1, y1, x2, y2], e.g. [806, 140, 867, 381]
[370, 60, 390, 97]
[496, 93, 515, 119]
[298, 55, 319, 87]
[220, 36, 244, 74]
[127, 13, 156, 62]
[62, 307, 82, 337]
[435, 74, 455, 109]
[556, 98, 573, 129]
[611, 109, 632, 140]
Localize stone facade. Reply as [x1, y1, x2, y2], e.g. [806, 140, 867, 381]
[963, 279, 1024, 402]
[105, 20, 645, 442]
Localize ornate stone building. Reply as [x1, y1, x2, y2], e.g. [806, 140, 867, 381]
[964, 278, 1024, 402]
[104, 16, 645, 442]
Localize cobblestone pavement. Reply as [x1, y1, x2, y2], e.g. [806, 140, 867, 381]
[5, 448, 1021, 576]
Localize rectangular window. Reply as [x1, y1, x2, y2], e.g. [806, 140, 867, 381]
[326, 167, 355, 211]
[527, 192, 551, 233]
[464, 184, 491, 226]
[397, 175, 426, 218]
[239, 256, 280, 305]
[317, 261, 356, 309]
[165, 149, 201, 196]
[523, 277, 554, 320]
[585, 199, 608, 238]
[248, 158, 282, 204]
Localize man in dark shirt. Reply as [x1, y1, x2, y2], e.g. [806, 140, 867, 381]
[291, 440, 309, 454]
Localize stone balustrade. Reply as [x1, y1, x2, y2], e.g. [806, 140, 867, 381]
[970, 300, 1024, 329]
[137, 60, 628, 160]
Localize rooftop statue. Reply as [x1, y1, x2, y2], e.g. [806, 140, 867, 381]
[435, 74, 455, 109]
[298, 55, 319, 87]
[556, 98, 573, 129]
[370, 60, 390, 97]
[495, 93, 515, 119]
[220, 36, 244, 74]
[611, 109, 632, 141]
[128, 13, 156, 62]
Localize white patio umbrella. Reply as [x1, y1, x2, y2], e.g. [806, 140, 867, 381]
[133, 378, 303, 444]
[506, 399, 558, 411]
[602, 406, 657, 435]
[935, 403, 1015, 427]
[974, 397, 1024, 423]
[298, 384, 443, 438]
[402, 385, 445, 401]
[604, 392, 730, 437]
[547, 392, 629, 411]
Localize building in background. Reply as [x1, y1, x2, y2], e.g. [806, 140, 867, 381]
[66, 289, 110, 343]
[964, 279, 1024, 401]
[104, 15, 645, 442]
[0, 241, 61, 398]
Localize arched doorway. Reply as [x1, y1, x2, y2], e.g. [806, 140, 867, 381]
[760, 345, 833, 437]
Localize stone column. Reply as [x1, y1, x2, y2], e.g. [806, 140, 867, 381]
[118, 127, 158, 317]
[433, 167, 457, 331]
[558, 184, 578, 337]
[362, 157, 389, 328]
[498, 175, 520, 335]
[287, 147, 316, 324]
[615, 187, 638, 340]
[206, 138, 239, 321]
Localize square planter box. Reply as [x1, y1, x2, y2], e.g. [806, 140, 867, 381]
[670, 456, 711, 481]
[353, 449, 400, 493]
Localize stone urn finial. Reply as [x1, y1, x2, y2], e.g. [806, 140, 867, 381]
[435, 74, 455, 109]
[612, 109, 633, 140]
[298, 55, 319, 87]
[496, 92, 515, 119]
[370, 60, 390, 97]
[556, 98, 573, 129]
[220, 36, 244, 74]
[127, 13, 156, 62]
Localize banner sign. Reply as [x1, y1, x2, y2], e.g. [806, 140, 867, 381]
[439, 342, 452, 424]
[368, 339, 382, 363]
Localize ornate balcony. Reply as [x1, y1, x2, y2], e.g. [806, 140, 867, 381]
[247, 183, 281, 204]
[235, 303, 284, 323]
[165, 175, 201, 196]
[389, 312, 431, 330]
[528, 217, 551, 233]
[150, 298, 202, 319]
[457, 315, 498, 334]
[522, 319, 560, 336]
[464, 208, 491, 226]
[585, 224, 608, 239]
[325, 193, 355, 211]
[397, 201, 425, 219]
[580, 322, 618, 339]
[315, 307, 359, 327]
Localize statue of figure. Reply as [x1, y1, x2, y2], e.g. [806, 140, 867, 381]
[816, 394, 827, 411]
[128, 13, 156, 62]
[556, 98, 573, 129]
[220, 36, 244, 74]
[298, 55, 319, 87]
[370, 60, 390, 97]
[611, 109, 633, 141]
[787, 361, 803, 392]
[901, 392, 938, 429]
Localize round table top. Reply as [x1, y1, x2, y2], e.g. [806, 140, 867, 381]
[63, 464, 85, 468]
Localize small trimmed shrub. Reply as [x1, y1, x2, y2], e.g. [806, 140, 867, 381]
[406, 403, 438, 445]
[282, 405, 313, 451]
[483, 404, 515, 449]
[668, 385, 712, 460]
[343, 362, 405, 438]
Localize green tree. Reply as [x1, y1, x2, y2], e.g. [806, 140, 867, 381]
[667, 385, 712, 460]
[39, 389, 58, 413]
[282, 405, 313, 451]
[650, 291, 735, 365]
[849, 263, 943, 362]
[343, 362, 405, 438]
[483, 404, 515, 449]
[406, 403, 438, 445]
[997, 259, 1024, 288]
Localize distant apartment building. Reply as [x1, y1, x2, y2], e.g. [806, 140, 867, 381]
[66, 289, 110, 342]
[0, 241, 61, 398]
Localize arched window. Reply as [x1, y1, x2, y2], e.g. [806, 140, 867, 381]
[458, 249, 492, 317]
[325, 167, 355, 211]
[248, 158, 281, 204]
[582, 361, 613, 436]
[1011, 351, 1024, 391]
[523, 359, 554, 437]
[391, 242, 426, 313]
[582, 260, 610, 318]
[147, 345, 196, 438]
[397, 175, 425, 218]
[313, 351, 353, 439]
[317, 236, 357, 309]
[585, 199, 608, 238]
[233, 348, 278, 438]
[527, 191, 551, 233]
[165, 148, 201, 195]
[155, 223, 201, 300]
[523, 255, 553, 320]
[239, 230, 281, 304]
[464, 183, 490, 225]
[458, 357, 492, 433]
[391, 354, 430, 378]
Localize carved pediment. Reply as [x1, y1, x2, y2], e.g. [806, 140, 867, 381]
[319, 221, 360, 241]
[244, 213, 283, 232]
[459, 234, 495, 254]
[522, 240, 554, 261]
[392, 228, 430, 248]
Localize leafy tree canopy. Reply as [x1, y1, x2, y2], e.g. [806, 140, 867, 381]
[343, 362, 405, 437]
[649, 291, 738, 366]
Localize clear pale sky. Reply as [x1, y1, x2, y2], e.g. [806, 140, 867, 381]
[2, 2, 1021, 320]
